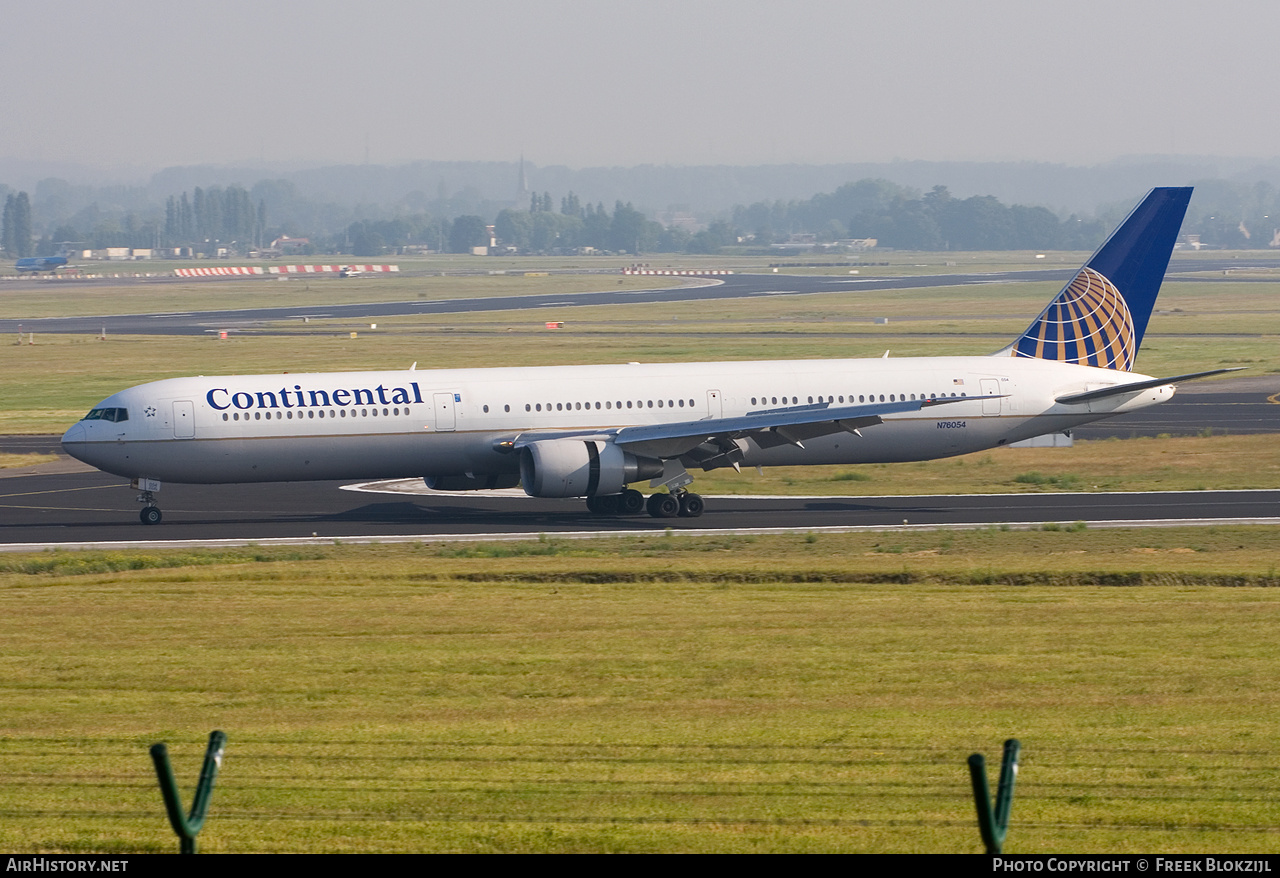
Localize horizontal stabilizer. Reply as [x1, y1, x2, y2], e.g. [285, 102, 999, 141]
[1055, 368, 1243, 405]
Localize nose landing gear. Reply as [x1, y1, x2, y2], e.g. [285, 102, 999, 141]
[133, 478, 163, 525]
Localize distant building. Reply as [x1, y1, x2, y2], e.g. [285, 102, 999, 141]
[656, 210, 703, 233]
[270, 236, 311, 255]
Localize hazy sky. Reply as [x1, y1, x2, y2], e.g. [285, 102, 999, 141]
[3, 0, 1276, 172]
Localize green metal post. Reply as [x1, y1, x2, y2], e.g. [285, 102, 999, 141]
[968, 738, 1020, 854]
[150, 730, 227, 854]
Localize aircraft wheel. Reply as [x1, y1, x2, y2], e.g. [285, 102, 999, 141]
[140, 506, 162, 526]
[595, 493, 622, 514]
[647, 492, 680, 519]
[619, 489, 646, 515]
[678, 493, 705, 518]
[585, 496, 601, 514]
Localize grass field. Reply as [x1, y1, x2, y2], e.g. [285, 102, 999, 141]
[2, 529, 1280, 853]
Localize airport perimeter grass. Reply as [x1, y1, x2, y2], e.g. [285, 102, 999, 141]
[2, 529, 1280, 853]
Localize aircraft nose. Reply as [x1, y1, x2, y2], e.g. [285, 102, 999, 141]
[61, 423, 86, 454]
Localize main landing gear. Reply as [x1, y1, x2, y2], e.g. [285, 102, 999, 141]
[585, 488, 704, 519]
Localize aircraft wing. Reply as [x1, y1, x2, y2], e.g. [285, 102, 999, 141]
[613, 396, 985, 460]
[501, 395, 989, 468]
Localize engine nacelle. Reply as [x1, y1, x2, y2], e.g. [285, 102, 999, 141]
[424, 473, 521, 491]
[519, 439, 664, 498]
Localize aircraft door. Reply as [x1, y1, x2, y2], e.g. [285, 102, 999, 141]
[173, 400, 195, 438]
[433, 392, 457, 432]
[980, 379, 1001, 416]
[706, 390, 722, 418]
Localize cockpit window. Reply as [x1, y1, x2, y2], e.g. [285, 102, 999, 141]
[84, 407, 129, 422]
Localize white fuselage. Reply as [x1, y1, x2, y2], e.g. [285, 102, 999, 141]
[60, 355, 1174, 486]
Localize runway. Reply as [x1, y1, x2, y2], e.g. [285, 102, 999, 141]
[2, 264, 1277, 548]
[3, 256, 1278, 336]
[1, 462, 1278, 550]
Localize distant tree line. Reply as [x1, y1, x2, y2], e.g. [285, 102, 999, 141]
[2, 192, 33, 257]
[7, 173, 1279, 260]
[733, 179, 1115, 251]
[491, 194, 738, 255]
[165, 186, 265, 250]
[494, 196, 661, 253]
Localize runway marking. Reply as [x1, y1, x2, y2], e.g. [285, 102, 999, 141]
[341, 480, 1280, 500]
[0, 504, 130, 513]
[0, 484, 119, 500]
[1268, 392, 1280, 405]
[3, 517, 1280, 554]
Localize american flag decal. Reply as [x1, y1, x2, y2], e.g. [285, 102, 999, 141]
[1012, 267, 1135, 371]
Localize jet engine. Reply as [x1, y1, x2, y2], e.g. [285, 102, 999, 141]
[519, 439, 664, 498]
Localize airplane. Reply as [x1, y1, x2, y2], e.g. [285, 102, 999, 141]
[15, 256, 69, 274]
[62, 187, 1236, 525]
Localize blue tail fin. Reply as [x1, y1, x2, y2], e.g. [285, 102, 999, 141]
[1003, 186, 1192, 372]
